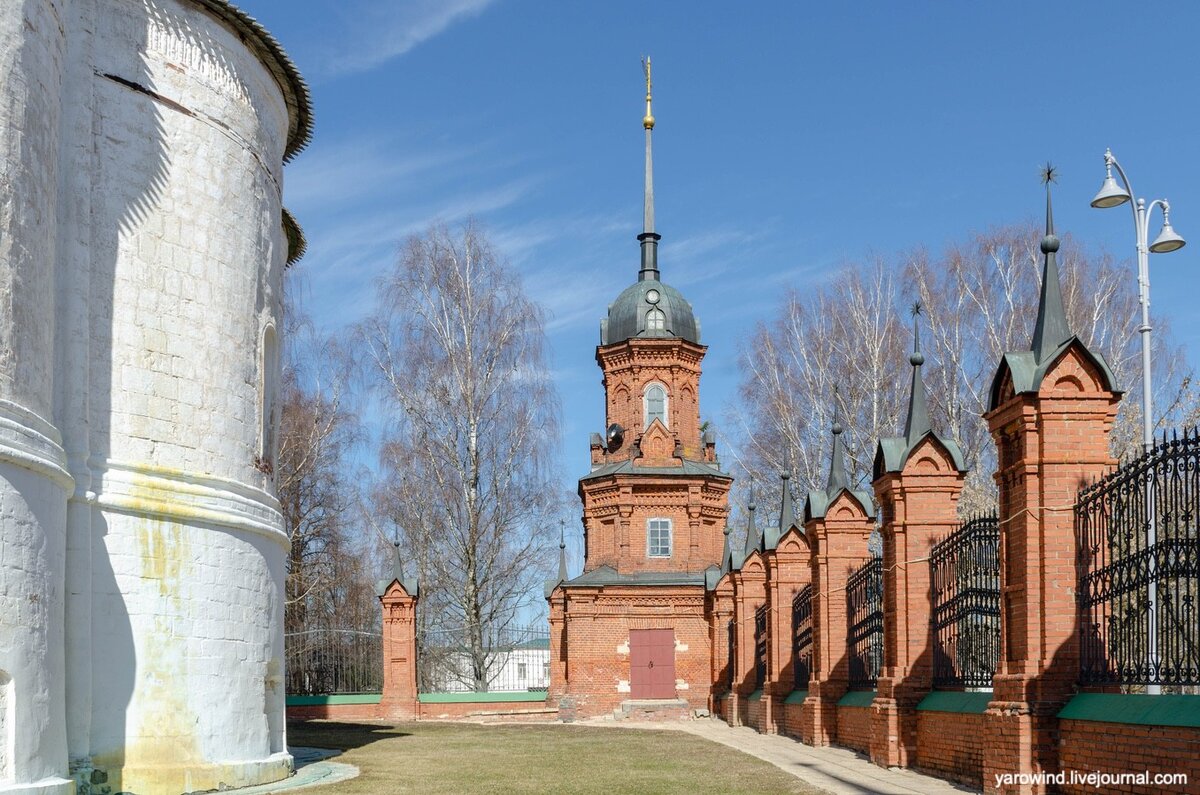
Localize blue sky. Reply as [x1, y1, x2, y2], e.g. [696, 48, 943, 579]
[241, 1, 1200, 531]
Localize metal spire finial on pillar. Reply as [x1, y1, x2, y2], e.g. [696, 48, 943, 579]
[904, 302, 932, 444]
[742, 479, 762, 557]
[827, 392, 850, 493]
[558, 519, 568, 583]
[392, 541, 405, 585]
[638, 56, 661, 282]
[1031, 163, 1072, 363]
[778, 472, 795, 532]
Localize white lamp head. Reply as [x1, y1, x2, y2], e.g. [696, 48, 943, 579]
[1091, 173, 1131, 209]
[1150, 218, 1186, 253]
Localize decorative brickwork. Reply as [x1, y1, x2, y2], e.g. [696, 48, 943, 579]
[870, 436, 964, 768]
[379, 580, 419, 719]
[983, 344, 1119, 793]
[802, 492, 876, 746]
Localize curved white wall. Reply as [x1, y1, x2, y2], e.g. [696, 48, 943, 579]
[0, 2, 73, 793]
[0, 0, 300, 792]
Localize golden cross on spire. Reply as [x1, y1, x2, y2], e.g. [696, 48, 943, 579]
[642, 56, 654, 130]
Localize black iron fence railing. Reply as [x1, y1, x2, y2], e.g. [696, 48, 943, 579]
[792, 584, 813, 690]
[754, 605, 769, 688]
[847, 556, 883, 689]
[930, 513, 1000, 689]
[419, 624, 550, 693]
[1077, 428, 1200, 689]
[285, 628, 383, 695]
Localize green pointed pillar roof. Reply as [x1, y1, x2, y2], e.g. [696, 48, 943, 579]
[805, 406, 873, 520]
[987, 168, 1120, 409]
[875, 306, 967, 476]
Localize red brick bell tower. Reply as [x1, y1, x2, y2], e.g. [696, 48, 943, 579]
[546, 59, 731, 719]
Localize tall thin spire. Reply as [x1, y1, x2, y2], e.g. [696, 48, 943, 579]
[743, 483, 761, 557]
[778, 472, 796, 532]
[392, 541, 405, 585]
[558, 520, 568, 583]
[638, 56, 661, 282]
[904, 303, 932, 444]
[827, 398, 850, 493]
[1031, 164, 1072, 363]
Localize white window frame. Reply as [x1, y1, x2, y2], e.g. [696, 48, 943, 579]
[647, 517, 672, 558]
[643, 382, 669, 429]
[646, 307, 665, 332]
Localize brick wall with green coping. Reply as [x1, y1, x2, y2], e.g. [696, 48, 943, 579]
[835, 691, 874, 754]
[286, 691, 553, 722]
[1056, 694, 1200, 795]
[914, 692, 990, 788]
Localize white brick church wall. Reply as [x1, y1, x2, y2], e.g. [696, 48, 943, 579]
[0, 1, 305, 792]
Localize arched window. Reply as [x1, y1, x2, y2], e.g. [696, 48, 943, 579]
[647, 518, 672, 557]
[646, 308, 665, 332]
[644, 384, 667, 428]
[260, 325, 279, 471]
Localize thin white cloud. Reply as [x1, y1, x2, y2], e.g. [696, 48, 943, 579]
[323, 0, 496, 77]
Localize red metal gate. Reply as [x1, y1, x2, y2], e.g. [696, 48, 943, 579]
[629, 628, 675, 699]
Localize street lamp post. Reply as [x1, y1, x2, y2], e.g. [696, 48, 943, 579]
[1091, 148, 1186, 695]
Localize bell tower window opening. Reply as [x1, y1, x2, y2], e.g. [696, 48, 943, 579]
[648, 517, 672, 557]
[646, 307, 665, 332]
[644, 383, 668, 429]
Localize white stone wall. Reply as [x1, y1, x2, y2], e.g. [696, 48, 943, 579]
[0, 0, 301, 792]
[0, 2, 73, 793]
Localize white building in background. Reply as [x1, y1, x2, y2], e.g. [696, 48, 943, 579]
[0, 1, 310, 793]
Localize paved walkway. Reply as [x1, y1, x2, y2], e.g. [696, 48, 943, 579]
[598, 718, 980, 795]
[227, 747, 359, 794]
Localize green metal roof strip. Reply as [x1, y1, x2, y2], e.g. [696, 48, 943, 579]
[286, 693, 382, 706]
[419, 691, 549, 704]
[282, 207, 306, 266]
[748, 689, 764, 702]
[192, 2, 313, 161]
[1057, 693, 1200, 728]
[837, 690, 877, 708]
[784, 690, 808, 705]
[580, 456, 731, 482]
[916, 691, 992, 714]
[562, 565, 707, 588]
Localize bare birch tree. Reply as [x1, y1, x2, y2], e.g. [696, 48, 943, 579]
[737, 222, 1199, 517]
[359, 221, 560, 691]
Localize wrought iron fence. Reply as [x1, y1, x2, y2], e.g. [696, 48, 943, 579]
[847, 556, 883, 689]
[1077, 428, 1200, 689]
[792, 584, 813, 690]
[285, 628, 383, 695]
[930, 513, 1000, 689]
[419, 624, 550, 693]
[726, 618, 735, 688]
[754, 605, 769, 688]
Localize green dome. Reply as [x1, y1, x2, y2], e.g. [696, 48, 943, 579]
[600, 279, 701, 345]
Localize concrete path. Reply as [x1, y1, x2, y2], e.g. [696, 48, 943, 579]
[226, 747, 359, 794]
[600, 718, 981, 795]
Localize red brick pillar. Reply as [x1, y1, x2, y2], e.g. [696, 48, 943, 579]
[731, 558, 766, 726]
[766, 531, 811, 731]
[379, 580, 419, 719]
[982, 348, 1119, 793]
[801, 493, 875, 746]
[870, 439, 964, 768]
[547, 587, 569, 715]
[706, 577, 735, 718]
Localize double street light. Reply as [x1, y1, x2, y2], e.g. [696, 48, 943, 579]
[1091, 149, 1186, 695]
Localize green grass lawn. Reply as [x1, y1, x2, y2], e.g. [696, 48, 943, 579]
[287, 720, 822, 795]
